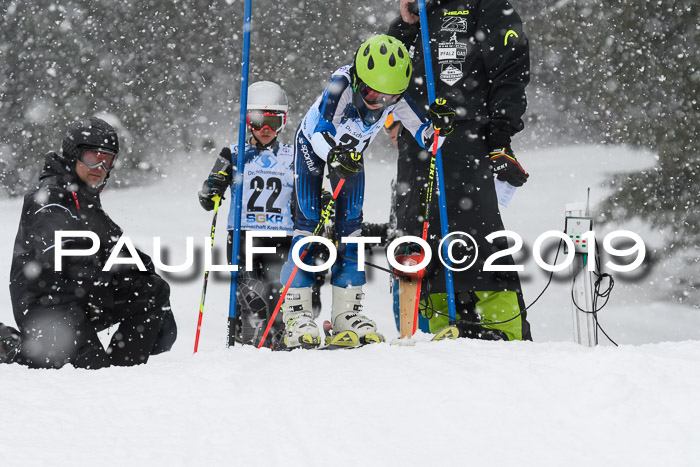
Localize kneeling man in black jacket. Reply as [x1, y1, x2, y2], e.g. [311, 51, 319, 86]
[7, 117, 177, 369]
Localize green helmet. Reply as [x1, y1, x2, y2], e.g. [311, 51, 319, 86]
[353, 34, 412, 95]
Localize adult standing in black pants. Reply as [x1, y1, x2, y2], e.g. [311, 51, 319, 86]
[387, 0, 532, 340]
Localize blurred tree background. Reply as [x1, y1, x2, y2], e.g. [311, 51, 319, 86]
[522, 0, 698, 302]
[1, 0, 698, 255]
[0, 0, 380, 192]
[523, 0, 698, 253]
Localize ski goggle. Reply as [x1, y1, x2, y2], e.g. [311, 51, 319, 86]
[79, 148, 118, 170]
[355, 81, 403, 106]
[246, 111, 286, 132]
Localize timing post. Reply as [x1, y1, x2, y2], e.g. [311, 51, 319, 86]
[565, 202, 596, 346]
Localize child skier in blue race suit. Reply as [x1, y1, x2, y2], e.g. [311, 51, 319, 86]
[280, 34, 455, 348]
[199, 81, 297, 349]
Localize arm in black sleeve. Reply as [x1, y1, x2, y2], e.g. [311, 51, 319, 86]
[477, 0, 530, 147]
[136, 248, 157, 275]
[23, 197, 108, 307]
[28, 202, 91, 274]
[207, 146, 234, 183]
[387, 15, 420, 48]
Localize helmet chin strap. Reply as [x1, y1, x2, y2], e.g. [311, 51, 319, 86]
[352, 90, 384, 127]
[350, 65, 358, 91]
[250, 132, 277, 149]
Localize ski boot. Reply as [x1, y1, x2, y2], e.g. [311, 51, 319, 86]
[331, 285, 385, 345]
[237, 274, 274, 348]
[0, 323, 22, 364]
[282, 287, 321, 349]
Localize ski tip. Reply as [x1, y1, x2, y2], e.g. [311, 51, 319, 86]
[326, 330, 360, 348]
[432, 325, 460, 342]
[360, 333, 385, 345]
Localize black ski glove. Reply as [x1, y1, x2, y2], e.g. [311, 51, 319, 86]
[489, 147, 529, 187]
[429, 98, 455, 136]
[198, 170, 229, 211]
[328, 146, 363, 179]
[198, 147, 232, 211]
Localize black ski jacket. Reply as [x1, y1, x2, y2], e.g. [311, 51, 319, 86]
[10, 153, 123, 323]
[388, 0, 530, 147]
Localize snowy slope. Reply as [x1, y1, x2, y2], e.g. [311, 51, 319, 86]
[1, 144, 699, 466]
[3, 338, 700, 467]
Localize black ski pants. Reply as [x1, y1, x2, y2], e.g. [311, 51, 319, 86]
[227, 232, 296, 347]
[227, 232, 329, 348]
[16, 273, 176, 369]
[394, 122, 532, 340]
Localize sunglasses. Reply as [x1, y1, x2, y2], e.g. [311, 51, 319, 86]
[356, 81, 403, 106]
[79, 149, 117, 170]
[247, 111, 286, 132]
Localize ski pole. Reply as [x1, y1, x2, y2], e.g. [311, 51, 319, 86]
[257, 179, 346, 349]
[417, 0, 457, 324]
[226, 0, 254, 347]
[409, 128, 440, 334]
[194, 194, 222, 354]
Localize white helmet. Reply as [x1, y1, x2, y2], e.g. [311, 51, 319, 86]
[246, 81, 289, 132]
[247, 81, 289, 112]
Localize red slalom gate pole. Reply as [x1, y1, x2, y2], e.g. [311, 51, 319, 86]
[257, 179, 346, 348]
[411, 129, 440, 335]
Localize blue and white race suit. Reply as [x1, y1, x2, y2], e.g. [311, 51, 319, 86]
[226, 142, 295, 235]
[282, 65, 444, 288]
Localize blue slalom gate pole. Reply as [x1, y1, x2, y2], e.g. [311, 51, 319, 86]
[227, 0, 253, 347]
[417, 0, 457, 323]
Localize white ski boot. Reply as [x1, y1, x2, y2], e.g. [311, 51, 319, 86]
[331, 286, 384, 344]
[282, 287, 321, 348]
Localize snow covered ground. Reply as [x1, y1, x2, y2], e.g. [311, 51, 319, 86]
[1, 143, 699, 466]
